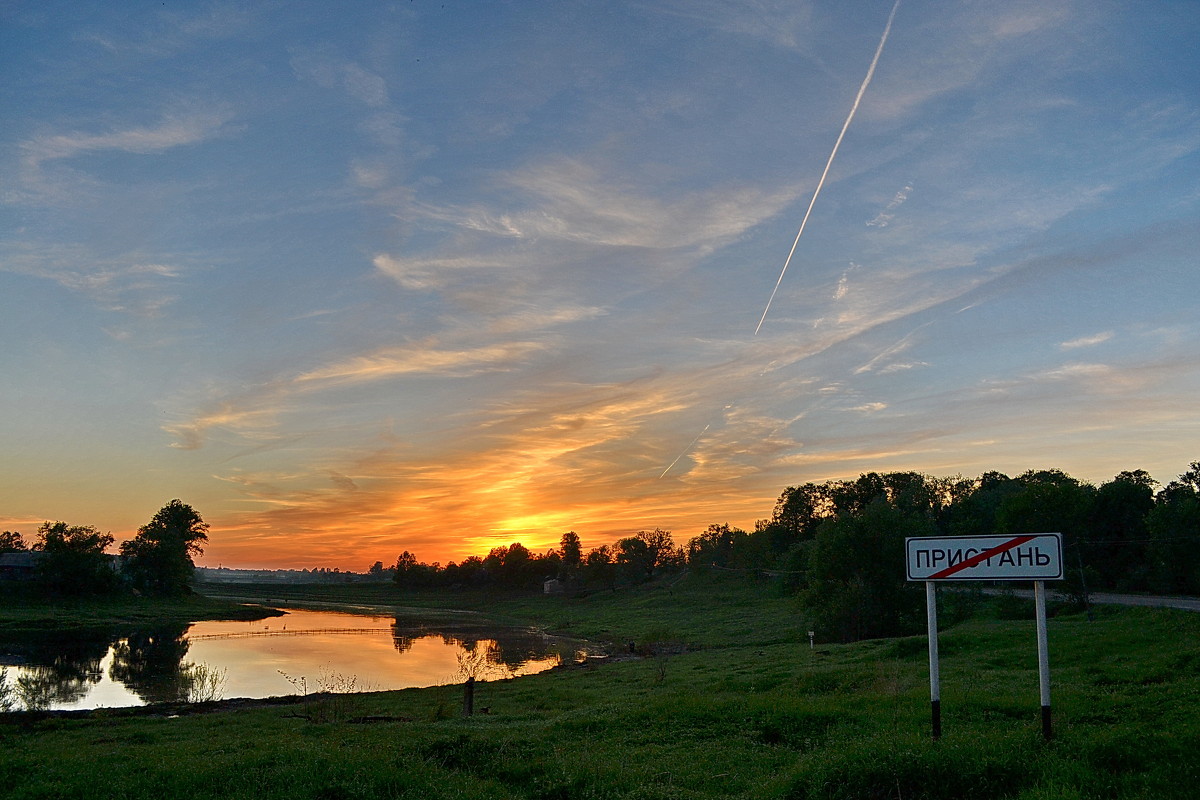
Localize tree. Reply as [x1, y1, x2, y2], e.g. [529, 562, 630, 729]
[802, 499, 927, 642]
[502, 542, 532, 585]
[636, 529, 680, 571]
[615, 536, 653, 584]
[0, 530, 28, 553]
[1090, 471, 1156, 588]
[559, 531, 582, 577]
[686, 523, 748, 570]
[768, 483, 833, 552]
[394, 550, 438, 588]
[582, 545, 616, 590]
[120, 500, 209, 596]
[1145, 462, 1200, 594]
[939, 472, 1015, 536]
[33, 522, 118, 595]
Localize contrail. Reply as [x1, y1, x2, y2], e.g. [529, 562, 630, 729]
[659, 422, 712, 479]
[659, 402, 734, 479]
[755, 0, 901, 336]
[660, 2, 901, 479]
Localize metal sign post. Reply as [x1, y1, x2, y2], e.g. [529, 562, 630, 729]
[1034, 580, 1052, 740]
[906, 533, 1063, 741]
[926, 581, 940, 739]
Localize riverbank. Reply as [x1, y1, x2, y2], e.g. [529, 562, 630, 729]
[0, 588, 282, 632]
[3, 575, 1199, 799]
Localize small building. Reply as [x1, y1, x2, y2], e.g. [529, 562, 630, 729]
[0, 551, 42, 581]
[543, 578, 564, 595]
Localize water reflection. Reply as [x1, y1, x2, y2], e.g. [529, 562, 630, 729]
[390, 618, 572, 676]
[1, 628, 112, 709]
[108, 626, 194, 704]
[0, 608, 589, 711]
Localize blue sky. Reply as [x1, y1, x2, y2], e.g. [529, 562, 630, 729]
[2, 0, 1198, 569]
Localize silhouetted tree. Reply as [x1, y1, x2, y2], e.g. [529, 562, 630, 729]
[1146, 462, 1200, 594]
[996, 470, 1095, 550]
[943, 471, 1021, 536]
[803, 499, 927, 642]
[767, 483, 833, 552]
[1090, 470, 1156, 587]
[0, 531, 27, 553]
[613, 529, 679, 584]
[393, 550, 438, 588]
[120, 500, 209, 596]
[582, 545, 616, 590]
[33, 522, 118, 595]
[686, 523, 749, 570]
[559, 531, 583, 577]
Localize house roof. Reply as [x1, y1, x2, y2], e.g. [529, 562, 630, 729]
[0, 551, 41, 569]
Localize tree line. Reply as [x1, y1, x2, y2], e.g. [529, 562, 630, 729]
[0, 500, 208, 597]
[388, 462, 1200, 641]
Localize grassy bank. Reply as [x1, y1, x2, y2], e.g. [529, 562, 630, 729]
[197, 574, 809, 648]
[3, 576, 1199, 799]
[0, 587, 281, 632]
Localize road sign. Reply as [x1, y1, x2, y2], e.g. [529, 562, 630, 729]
[908, 533, 1064, 742]
[905, 533, 1063, 581]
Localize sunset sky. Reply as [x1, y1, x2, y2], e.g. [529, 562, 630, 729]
[3, 1, 1198, 571]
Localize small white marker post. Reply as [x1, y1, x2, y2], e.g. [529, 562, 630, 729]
[926, 581, 941, 739]
[808, 630, 815, 650]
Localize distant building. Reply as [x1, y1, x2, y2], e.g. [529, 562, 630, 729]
[543, 578, 564, 595]
[0, 551, 42, 581]
[0, 552, 125, 582]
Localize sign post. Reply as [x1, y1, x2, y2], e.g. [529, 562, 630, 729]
[905, 533, 1063, 741]
[926, 581, 940, 739]
[1034, 580, 1052, 740]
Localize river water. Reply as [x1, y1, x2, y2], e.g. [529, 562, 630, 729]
[0, 607, 591, 711]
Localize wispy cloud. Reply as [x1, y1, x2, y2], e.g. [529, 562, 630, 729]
[15, 108, 234, 203]
[643, 0, 819, 53]
[21, 110, 232, 170]
[493, 158, 796, 250]
[866, 183, 912, 227]
[0, 245, 184, 320]
[165, 402, 287, 451]
[854, 321, 933, 375]
[74, 2, 256, 58]
[294, 340, 547, 387]
[1060, 331, 1114, 350]
[290, 46, 389, 108]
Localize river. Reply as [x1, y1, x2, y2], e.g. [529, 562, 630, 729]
[0, 606, 593, 711]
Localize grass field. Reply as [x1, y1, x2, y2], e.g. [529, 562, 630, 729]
[0, 588, 282, 632]
[2, 575, 1198, 799]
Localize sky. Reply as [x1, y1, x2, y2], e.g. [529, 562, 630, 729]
[2, 0, 1198, 571]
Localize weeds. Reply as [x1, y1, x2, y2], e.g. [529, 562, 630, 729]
[278, 668, 374, 723]
[454, 640, 513, 683]
[15, 670, 56, 712]
[0, 667, 13, 712]
[639, 626, 683, 685]
[183, 662, 228, 703]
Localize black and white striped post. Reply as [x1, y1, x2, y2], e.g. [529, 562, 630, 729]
[1034, 579, 1052, 740]
[926, 580, 941, 739]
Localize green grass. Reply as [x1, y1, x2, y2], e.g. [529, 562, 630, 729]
[0, 587, 281, 632]
[3, 576, 1199, 799]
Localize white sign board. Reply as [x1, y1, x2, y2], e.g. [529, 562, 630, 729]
[905, 534, 1063, 581]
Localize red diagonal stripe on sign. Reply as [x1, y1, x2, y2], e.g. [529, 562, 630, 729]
[928, 535, 1038, 580]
